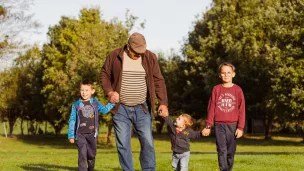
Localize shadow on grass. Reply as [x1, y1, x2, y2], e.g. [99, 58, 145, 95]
[20, 164, 140, 171]
[152, 133, 304, 146]
[109, 167, 140, 171]
[20, 164, 77, 171]
[9, 133, 304, 149]
[159, 151, 304, 155]
[191, 151, 304, 155]
[11, 134, 117, 149]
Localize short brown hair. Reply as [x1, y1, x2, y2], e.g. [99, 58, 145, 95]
[80, 79, 95, 89]
[218, 62, 236, 72]
[181, 114, 193, 128]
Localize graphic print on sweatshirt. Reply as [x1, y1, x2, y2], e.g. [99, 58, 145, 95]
[78, 101, 95, 133]
[82, 105, 94, 118]
[216, 93, 236, 113]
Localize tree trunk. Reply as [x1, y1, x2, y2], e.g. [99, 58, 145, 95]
[106, 124, 113, 144]
[9, 120, 14, 136]
[45, 121, 47, 135]
[35, 122, 39, 135]
[50, 121, 64, 136]
[20, 116, 24, 135]
[8, 109, 18, 136]
[264, 112, 273, 140]
[54, 127, 61, 135]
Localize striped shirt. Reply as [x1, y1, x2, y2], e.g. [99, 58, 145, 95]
[120, 51, 147, 106]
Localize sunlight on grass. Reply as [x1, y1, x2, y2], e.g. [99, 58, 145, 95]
[0, 134, 303, 171]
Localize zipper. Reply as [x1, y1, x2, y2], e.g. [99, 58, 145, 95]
[91, 100, 98, 137]
[76, 104, 81, 139]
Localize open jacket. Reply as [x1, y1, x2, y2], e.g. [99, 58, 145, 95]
[100, 45, 168, 115]
[68, 97, 115, 140]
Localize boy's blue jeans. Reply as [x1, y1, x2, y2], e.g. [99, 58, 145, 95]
[112, 102, 155, 171]
[215, 124, 237, 171]
[172, 151, 190, 171]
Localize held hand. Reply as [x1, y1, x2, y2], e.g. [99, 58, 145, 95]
[158, 105, 168, 117]
[108, 91, 119, 103]
[202, 128, 211, 136]
[235, 129, 243, 138]
[69, 138, 75, 144]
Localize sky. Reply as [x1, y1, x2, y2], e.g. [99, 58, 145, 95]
[30, 0, 213, 55]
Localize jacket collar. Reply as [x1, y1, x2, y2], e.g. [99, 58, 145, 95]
[77, 97, 95, 107]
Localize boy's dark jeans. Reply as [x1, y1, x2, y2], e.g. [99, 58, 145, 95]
[76, 132, 97, 171]
[215, 124, 237, 171]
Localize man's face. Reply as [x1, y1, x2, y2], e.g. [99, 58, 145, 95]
[127, 47, 142, 60]
[80, 84, 95, 101]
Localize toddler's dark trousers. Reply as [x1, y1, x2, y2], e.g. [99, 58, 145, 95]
[215, 124, 237, 171]
[76, 132, 97, 171]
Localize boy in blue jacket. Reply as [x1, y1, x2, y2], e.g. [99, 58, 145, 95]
[68, 79, 115, 171]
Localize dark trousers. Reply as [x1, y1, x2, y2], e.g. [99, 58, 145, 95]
[76, 132, 97, 171]
[215, 124, 237, 171]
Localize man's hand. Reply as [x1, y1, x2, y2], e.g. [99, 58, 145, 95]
[202, 128, 211, 136]
[235, 129, 243, 138]
[69, 138, 75, 144]
[108, 91, 119, 103]
[158, 105, 168, 117]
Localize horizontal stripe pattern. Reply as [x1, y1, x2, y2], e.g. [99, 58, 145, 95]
[120, 70, 147, 106]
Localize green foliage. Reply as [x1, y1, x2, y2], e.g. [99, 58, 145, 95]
[158, 51, 205, 117]
[14, 46, 45, 122]
[0, 46, 44, 135]
[0, 0, 40, 59]
[0, 67, 20, 134]
[41, 8, 129, 134]
[183, 0, 304, 138]
[0, 135, 303, 170]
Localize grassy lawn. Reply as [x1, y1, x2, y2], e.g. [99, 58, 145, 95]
[0, 131, 304, 171]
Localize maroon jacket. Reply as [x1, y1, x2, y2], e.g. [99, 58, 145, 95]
[100, 45, 168, 115]
[206, 84, 245, 130]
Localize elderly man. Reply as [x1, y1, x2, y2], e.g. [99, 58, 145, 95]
[100, 32, 168, 171]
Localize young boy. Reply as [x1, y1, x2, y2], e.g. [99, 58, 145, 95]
[68, 79, 115, 171]
[202, 62, 245, 171]
[159, 111, 203, 171]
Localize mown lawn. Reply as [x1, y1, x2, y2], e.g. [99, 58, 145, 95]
[0, 132, 303, 171]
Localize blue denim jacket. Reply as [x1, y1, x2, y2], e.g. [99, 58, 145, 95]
[68, 97, 115, 140]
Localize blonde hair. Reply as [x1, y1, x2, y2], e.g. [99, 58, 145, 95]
[218, 62, 236, 72]
[181, 114, 193, 128]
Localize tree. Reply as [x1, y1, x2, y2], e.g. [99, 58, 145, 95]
[183, 0, 304, 139]
[0, 68, 20, 135]
[41, 8, 130, 135]
[14, 46, 44, 135]
[0, 0, 40, 59]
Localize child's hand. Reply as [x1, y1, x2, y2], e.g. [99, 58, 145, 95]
[69, 138, 75, 143]
[202, 128, 211, 136]
[235, 129, 243, 138]
[108, 91, 119, 103]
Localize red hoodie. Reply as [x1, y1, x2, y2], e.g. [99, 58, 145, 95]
[206, 84, 245, 130]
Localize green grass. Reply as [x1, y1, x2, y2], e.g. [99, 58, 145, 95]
[0, 133, 304, 171]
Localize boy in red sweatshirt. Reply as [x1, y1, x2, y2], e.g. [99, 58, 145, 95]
[202, 62, 245, 171]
